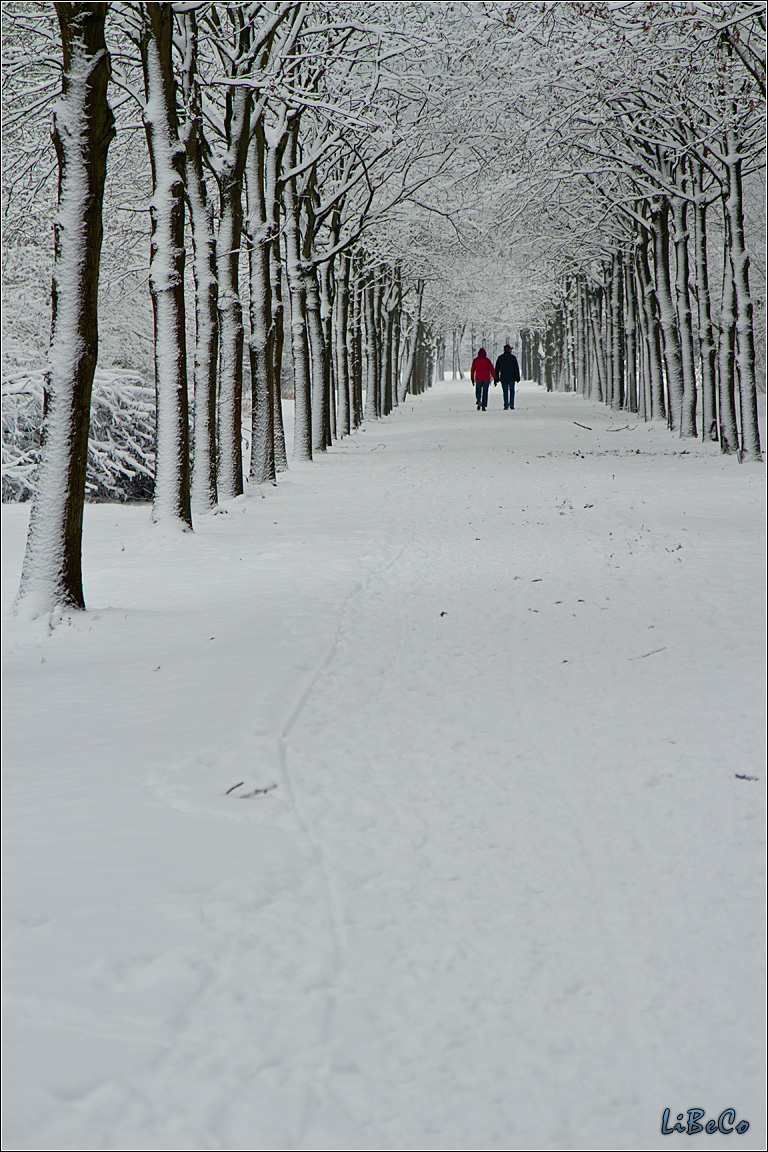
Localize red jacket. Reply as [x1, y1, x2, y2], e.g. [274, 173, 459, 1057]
[470, 349, 496, 383]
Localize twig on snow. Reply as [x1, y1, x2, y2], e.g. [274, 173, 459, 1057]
[633, 647, 666, 659]
[237, 783, 278, 799]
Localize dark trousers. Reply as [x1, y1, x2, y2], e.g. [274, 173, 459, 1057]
[475, 380, 490, 408]
[501, 381, 516, 408]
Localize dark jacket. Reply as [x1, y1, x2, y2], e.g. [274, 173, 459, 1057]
[470, 348, 496, 383]
[495, 352, 520, 383]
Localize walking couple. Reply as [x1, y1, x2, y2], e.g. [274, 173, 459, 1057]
[470, 346, 520, 411]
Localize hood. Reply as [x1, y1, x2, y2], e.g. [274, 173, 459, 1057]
[477, 348, 487, 358]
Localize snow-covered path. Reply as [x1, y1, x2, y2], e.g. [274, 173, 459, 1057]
[2, 381, 765, 1151]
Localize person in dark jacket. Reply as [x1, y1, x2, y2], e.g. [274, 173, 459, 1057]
[494, 344, 521, 410]
[470, 348, 496, 410]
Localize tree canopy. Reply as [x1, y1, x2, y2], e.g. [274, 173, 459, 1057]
[2, 0, 765, 612]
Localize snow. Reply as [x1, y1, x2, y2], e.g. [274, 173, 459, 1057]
[2, 380, 765, 1151]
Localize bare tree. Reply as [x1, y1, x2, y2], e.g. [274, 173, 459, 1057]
[14, 1, 115, 614]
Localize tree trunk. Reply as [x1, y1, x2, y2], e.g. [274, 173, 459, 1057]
[391, 266, 402, 406]
[544, 321, 555, 392]
[636, 230, 665, 420]
[245, 121, 275, 485]
[381, 282, 395, 417]
[320, 257, 335, 442]
[215, 81, 251, 497]
[651, 197, 684, 433]
[306, 262, 328, 452]
[375, 274, 385, 413]
[717, 204, 740, 456]
[181, 10, 218, 515]
[335, 254, 351, 436]
[610, 250, 624, 408]
[576, 277, 588, 396]
[455, 323, 465, 379]
[693, 163, 718, 442]
[350, 270, 363, 428]
[141, 1, 192, 528]
[633, 264, 650, 420]
[16, 1, 114, 614]
[724, 125, 762, 461]
[266, 135, 287, 471]
[671, 181, 698, 437]
[282, 123, 312, 461]
[624, 253, 637, 412]
[588, 286, 606, 402]
[399, 280, 423, 401]
[364, 275, 379, 419]
[603, 266, 613, 404]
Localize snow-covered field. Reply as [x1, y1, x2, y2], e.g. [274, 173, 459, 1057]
[2, 380, 765, 1151]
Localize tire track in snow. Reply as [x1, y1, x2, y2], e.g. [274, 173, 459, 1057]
[272, 423, 576, 1148]
[274, 429, 449, 1148]
[276, 519, 422, 1150]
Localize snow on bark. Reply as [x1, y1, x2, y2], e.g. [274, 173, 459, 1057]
[265, 132, 287, 472]
[587, 286, 606, 404]
[283, 124, 312, 462]
[186, 163, 219, 514]
[693, 162, 718, 443]
[350, 271, 364, 428]
[651, 197, 684, 434]
[671, 185, 698, 438]
[14, 2, 114, 616]
[215, 84, 250, 498]
[391, 268, 402, 408]
[575, 276, 588, 399]
[141, 2, 191, 529]
[363, 276, 379, 420]
[300, 183, 332, 452]
[180, 11, 218, 516]
[724, 125, 762, 462]
[334, 257, 351, 437]
[306, 264, 329, 451]
[623, 260, 637, 413]
[319, 260, 336, 442]
[609, 250, 624, 410]
[399, 280, 423, 402]
[717, 208, 741, 457]
[245, 124, 275, 487]
[636, 232, 666, 421]
[381, 281, 396, 417]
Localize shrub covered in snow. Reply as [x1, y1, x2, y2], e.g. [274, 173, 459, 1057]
[2, 369, 156, 503]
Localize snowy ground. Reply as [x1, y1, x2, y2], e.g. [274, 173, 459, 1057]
[2, 379, 765, 1151]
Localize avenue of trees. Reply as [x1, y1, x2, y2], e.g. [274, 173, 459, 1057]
[1, 1, 765, 615]
[477, 2, 765, 459]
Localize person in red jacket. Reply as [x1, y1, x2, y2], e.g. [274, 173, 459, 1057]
[470, 347, 496, 410]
